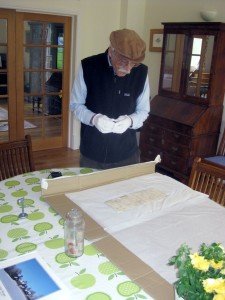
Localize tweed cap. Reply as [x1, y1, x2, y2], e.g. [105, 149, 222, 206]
[110, 29, 146, 63]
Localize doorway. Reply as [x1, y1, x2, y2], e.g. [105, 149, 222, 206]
[0, 9, 71, 150]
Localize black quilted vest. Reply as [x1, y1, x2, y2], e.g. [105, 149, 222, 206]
[80, 50, 148, 163]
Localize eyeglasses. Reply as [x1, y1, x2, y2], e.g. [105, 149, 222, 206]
[111, 49, 140, 68]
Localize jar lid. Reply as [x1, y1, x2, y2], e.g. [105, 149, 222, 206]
[66, 208, 83, 221]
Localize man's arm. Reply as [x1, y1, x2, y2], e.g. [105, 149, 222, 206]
[70, 64, 95, 126]
[129, 74, 150, 129]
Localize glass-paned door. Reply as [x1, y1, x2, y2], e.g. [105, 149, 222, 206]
[0, 9, 16, 142]
[16, 12, 71, 150]
[0, 9, 71, 150]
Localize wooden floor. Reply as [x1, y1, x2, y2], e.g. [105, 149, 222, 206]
[33, 147, 80, 170]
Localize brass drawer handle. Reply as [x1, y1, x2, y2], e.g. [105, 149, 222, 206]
[171, 146, 178, 151]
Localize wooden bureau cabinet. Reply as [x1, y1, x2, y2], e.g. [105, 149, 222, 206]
[140, 22, 225, 182]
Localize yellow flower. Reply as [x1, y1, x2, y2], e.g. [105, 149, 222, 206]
[190, 253, 210, 271]
[210, 260, 224, 269]
[203, 278, 225, 294]
[213, 294, 225, 300]
[203, 278, 217, 293]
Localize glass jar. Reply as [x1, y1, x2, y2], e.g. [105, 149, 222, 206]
[64, 208, 85, 257]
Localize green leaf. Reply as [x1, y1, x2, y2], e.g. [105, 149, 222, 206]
[108, 274, 114, 280]
[60, 264, 69, 268]
[168, 256, 176, 265]
[118, 271, 125, 275]
[79, 268, 86, 274]
[136, 294, 147, 299]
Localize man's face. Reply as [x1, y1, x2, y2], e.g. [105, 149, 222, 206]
[109, 47, 140, 77]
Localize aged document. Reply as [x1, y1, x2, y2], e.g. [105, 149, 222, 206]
[105, 188, 166, 212]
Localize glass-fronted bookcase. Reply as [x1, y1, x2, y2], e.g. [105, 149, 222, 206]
[140, 22, 225, 182]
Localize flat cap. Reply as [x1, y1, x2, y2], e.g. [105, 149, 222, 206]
[110, 29, 146, 63]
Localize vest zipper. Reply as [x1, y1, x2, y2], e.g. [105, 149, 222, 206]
[104, 75, 117, 164]
[104, 142, 108, 164]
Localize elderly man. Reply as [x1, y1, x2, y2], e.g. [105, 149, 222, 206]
[70, 28, 150, 169]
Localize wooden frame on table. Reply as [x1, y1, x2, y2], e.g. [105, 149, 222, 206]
[149, 29, 164, 52]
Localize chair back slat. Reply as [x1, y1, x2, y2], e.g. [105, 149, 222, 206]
[188, 157, 225, 206]
[0, 135, 35, 180]
[217, 127, 225, 156]
[215, 179, 224, 204]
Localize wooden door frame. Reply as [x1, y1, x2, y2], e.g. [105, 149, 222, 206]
[15, 12, 71, 150]
[0, 9, 17, 140]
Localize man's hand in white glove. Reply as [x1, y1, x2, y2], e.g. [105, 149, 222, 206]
[92, 114, 115, 133]
[113, 115, 132, 134]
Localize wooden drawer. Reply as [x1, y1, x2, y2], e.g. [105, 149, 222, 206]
[148, 123, 163, 135]
[162, 153, 188, 174]
[164, 130, 190, 146]
[142, 133, 162, 148]
[150, 114, 192, 135]
[140, 145, 162, 161]
[163, 140, 190, 158]
[141, 123, 163, 139]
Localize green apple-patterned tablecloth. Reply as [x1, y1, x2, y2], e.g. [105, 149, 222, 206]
[0, 168, 152, 300]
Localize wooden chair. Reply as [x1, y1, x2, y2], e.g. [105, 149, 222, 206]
[188, 157, 225, 206]
[204, 127, 225, 168]
[0, 135, 35, 180]
[217, 126, 225, 156]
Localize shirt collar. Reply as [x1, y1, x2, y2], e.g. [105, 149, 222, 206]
[107, 51, 112, 67]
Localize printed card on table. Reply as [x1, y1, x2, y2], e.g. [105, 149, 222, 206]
[0, 252, 69, 300]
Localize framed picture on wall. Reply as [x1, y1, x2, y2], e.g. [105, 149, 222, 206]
[149, 29, 163, 52]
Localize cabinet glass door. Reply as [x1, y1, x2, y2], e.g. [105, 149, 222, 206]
[161, 31, 215, 102]
[162, 33, 185, 93]
[186, 35, 214, 98]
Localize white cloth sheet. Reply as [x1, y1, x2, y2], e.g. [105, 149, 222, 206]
[112, 195, 225, 284]
[66, 172, 225, 285]
[66, 173, 206, 233]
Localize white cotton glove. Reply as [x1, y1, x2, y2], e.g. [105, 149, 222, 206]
[113, 115, 132, 134]
[92, 113, 115, 133]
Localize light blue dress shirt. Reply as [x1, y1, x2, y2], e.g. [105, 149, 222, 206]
[70, 59, 150, 130]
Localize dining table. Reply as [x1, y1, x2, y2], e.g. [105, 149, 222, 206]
[0, 167, 151, 300]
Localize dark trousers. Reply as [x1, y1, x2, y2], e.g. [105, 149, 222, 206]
[80, 150, 140, 170]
